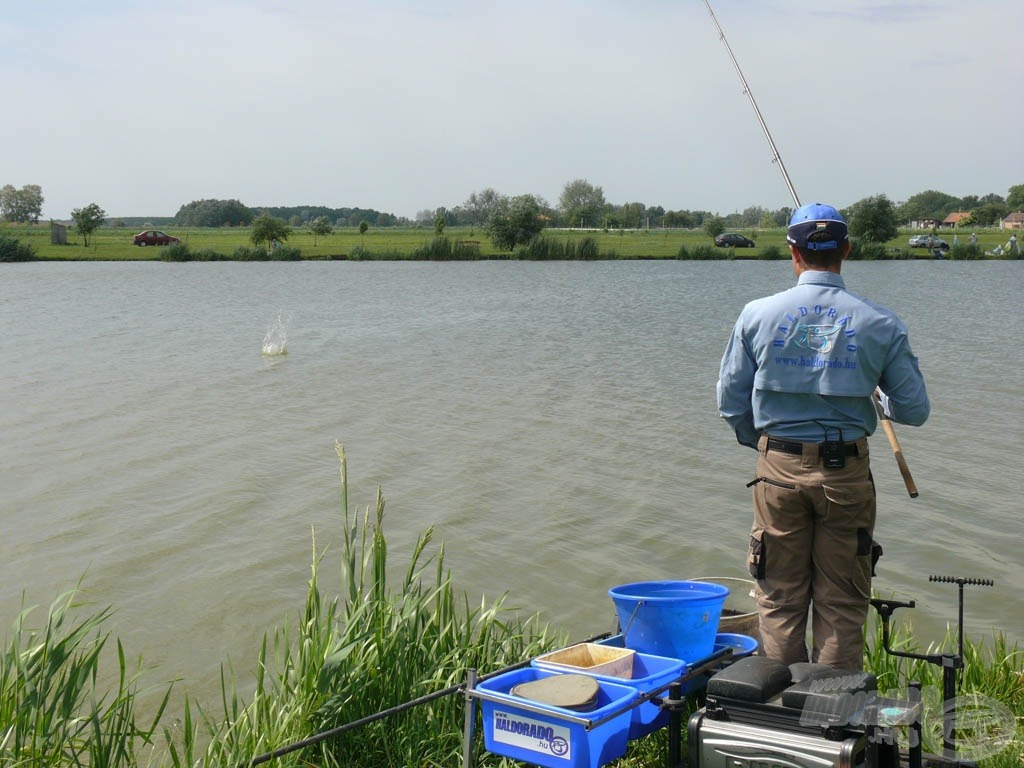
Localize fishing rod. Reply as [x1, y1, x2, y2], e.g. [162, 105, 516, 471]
[701, 0, 919, 498]
[701, 0, 799, 209]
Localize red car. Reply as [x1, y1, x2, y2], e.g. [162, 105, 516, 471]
[132, 230, 181, 246]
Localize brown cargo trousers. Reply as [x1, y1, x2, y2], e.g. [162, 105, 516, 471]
[747, 434, 876, 670]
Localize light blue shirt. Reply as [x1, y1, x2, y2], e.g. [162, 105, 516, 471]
[717, 270, 930, 448]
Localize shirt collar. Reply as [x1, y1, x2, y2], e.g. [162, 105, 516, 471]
[797, 270, 846, 290]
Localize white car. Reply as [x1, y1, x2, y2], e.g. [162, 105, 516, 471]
[908, 234, 949, 250]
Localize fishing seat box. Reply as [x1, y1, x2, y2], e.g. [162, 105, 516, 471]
[688, 656, 889, 768]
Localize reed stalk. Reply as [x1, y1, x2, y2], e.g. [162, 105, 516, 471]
[0, 585, 169, 766]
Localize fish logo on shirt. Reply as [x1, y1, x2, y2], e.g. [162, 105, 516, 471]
[794, 324, 842, 354]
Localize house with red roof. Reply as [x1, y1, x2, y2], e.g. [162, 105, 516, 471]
[1001, 211, 1024, 230]
[942, 211, 972, 228]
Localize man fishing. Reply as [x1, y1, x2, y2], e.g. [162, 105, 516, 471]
[716, 203, 930, 670]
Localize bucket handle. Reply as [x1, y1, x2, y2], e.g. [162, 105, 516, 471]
[619, 599, 645, 637]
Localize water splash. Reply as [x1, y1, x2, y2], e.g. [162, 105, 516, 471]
[261, 311, 291, 356]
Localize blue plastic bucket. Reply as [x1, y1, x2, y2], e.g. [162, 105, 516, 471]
[608, 580, 729, 661]
[714, 632, 759, 660]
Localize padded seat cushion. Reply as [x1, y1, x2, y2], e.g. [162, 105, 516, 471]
[706, 656, 792, 703]
[788, 662, 833, 684]
[780, 669, 877, 715]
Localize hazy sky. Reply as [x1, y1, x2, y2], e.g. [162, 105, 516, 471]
[4, 0, 1022, 220]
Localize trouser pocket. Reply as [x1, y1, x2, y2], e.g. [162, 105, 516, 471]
[748, 529, 766, 580]
[822, 481, 876, 600]
[850, 527, 876, 599]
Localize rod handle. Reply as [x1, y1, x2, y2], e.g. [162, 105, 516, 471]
[874, 393, 919, 498]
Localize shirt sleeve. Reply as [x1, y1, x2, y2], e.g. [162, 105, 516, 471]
[877, 330, 930, 426]
[717, 316, 760, 448]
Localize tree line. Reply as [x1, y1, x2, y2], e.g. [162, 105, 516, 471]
[3, 181, 1022, 241]
[172, 199, 403, 229]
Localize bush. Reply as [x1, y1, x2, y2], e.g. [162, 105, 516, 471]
[757, 245, 785, 261]
[347, 245, 404, 261]
[849, 241, 891, 261]
[0, 234, 36, 262]
[269, 244, 302, 261]
[678, 244, 723, 260]
[231, 244, 301, 261]
[191, 248, 227, 262]
[233, 245, 269, 261]
[160, 243, 192, 261]
[515, 236, 602, 260]
[950, 243, 984, 260]
[515, 237, 562, 260]
[409, 237, 480, 260]
[575, 236, 599, 260]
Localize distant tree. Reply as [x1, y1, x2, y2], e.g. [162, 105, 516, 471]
[846, 195, 898, 244]
[71, 203, 106, 246]
[250, 213, 291, 247]
[972, 202, 1008, 226]
[359, 220, 368, 247]
[453, 188, 501, 226]
[486, 194, 543, 251]
[434, 207, 447, 236]
[175, 198, 253, 227]
[1006, 184, 1024, 211]
[898, 189, 961, 222]
[741, 205, 765, 227]
[559, 179, 606, 228]
[663, 210, 695, 228]
[310, 215, 333, 245]
[619, 202, 647, 229]
[0, 185, 15, 221]
[703, 216, 725, 240]
[0, 184, 44, 223]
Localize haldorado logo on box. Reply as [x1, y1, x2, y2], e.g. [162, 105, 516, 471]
[493, 709, 572, 758]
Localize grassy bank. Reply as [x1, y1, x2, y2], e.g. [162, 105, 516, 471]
[3, 445, 1021, 766]
[4, 222, 1020, 261]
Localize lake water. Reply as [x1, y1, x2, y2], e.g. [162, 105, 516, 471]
[2, 259, 1021, 709]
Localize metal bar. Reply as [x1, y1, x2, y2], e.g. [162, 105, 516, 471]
[909, 681, 923, 768]
[462, 668, 477, 768]
[464, 687, 594, 726]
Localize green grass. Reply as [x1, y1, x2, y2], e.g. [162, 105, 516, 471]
[2, 446, 1021, 767]
[5, 221, 1019, 261]
[0, 583, 170, 767]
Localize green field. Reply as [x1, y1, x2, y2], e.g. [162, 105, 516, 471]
[2, 222, 1016, 261]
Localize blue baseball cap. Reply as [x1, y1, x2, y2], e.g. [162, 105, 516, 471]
[787, 203, 848, 251]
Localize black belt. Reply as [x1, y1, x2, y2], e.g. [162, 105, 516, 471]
[766, 438, 859, 457]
